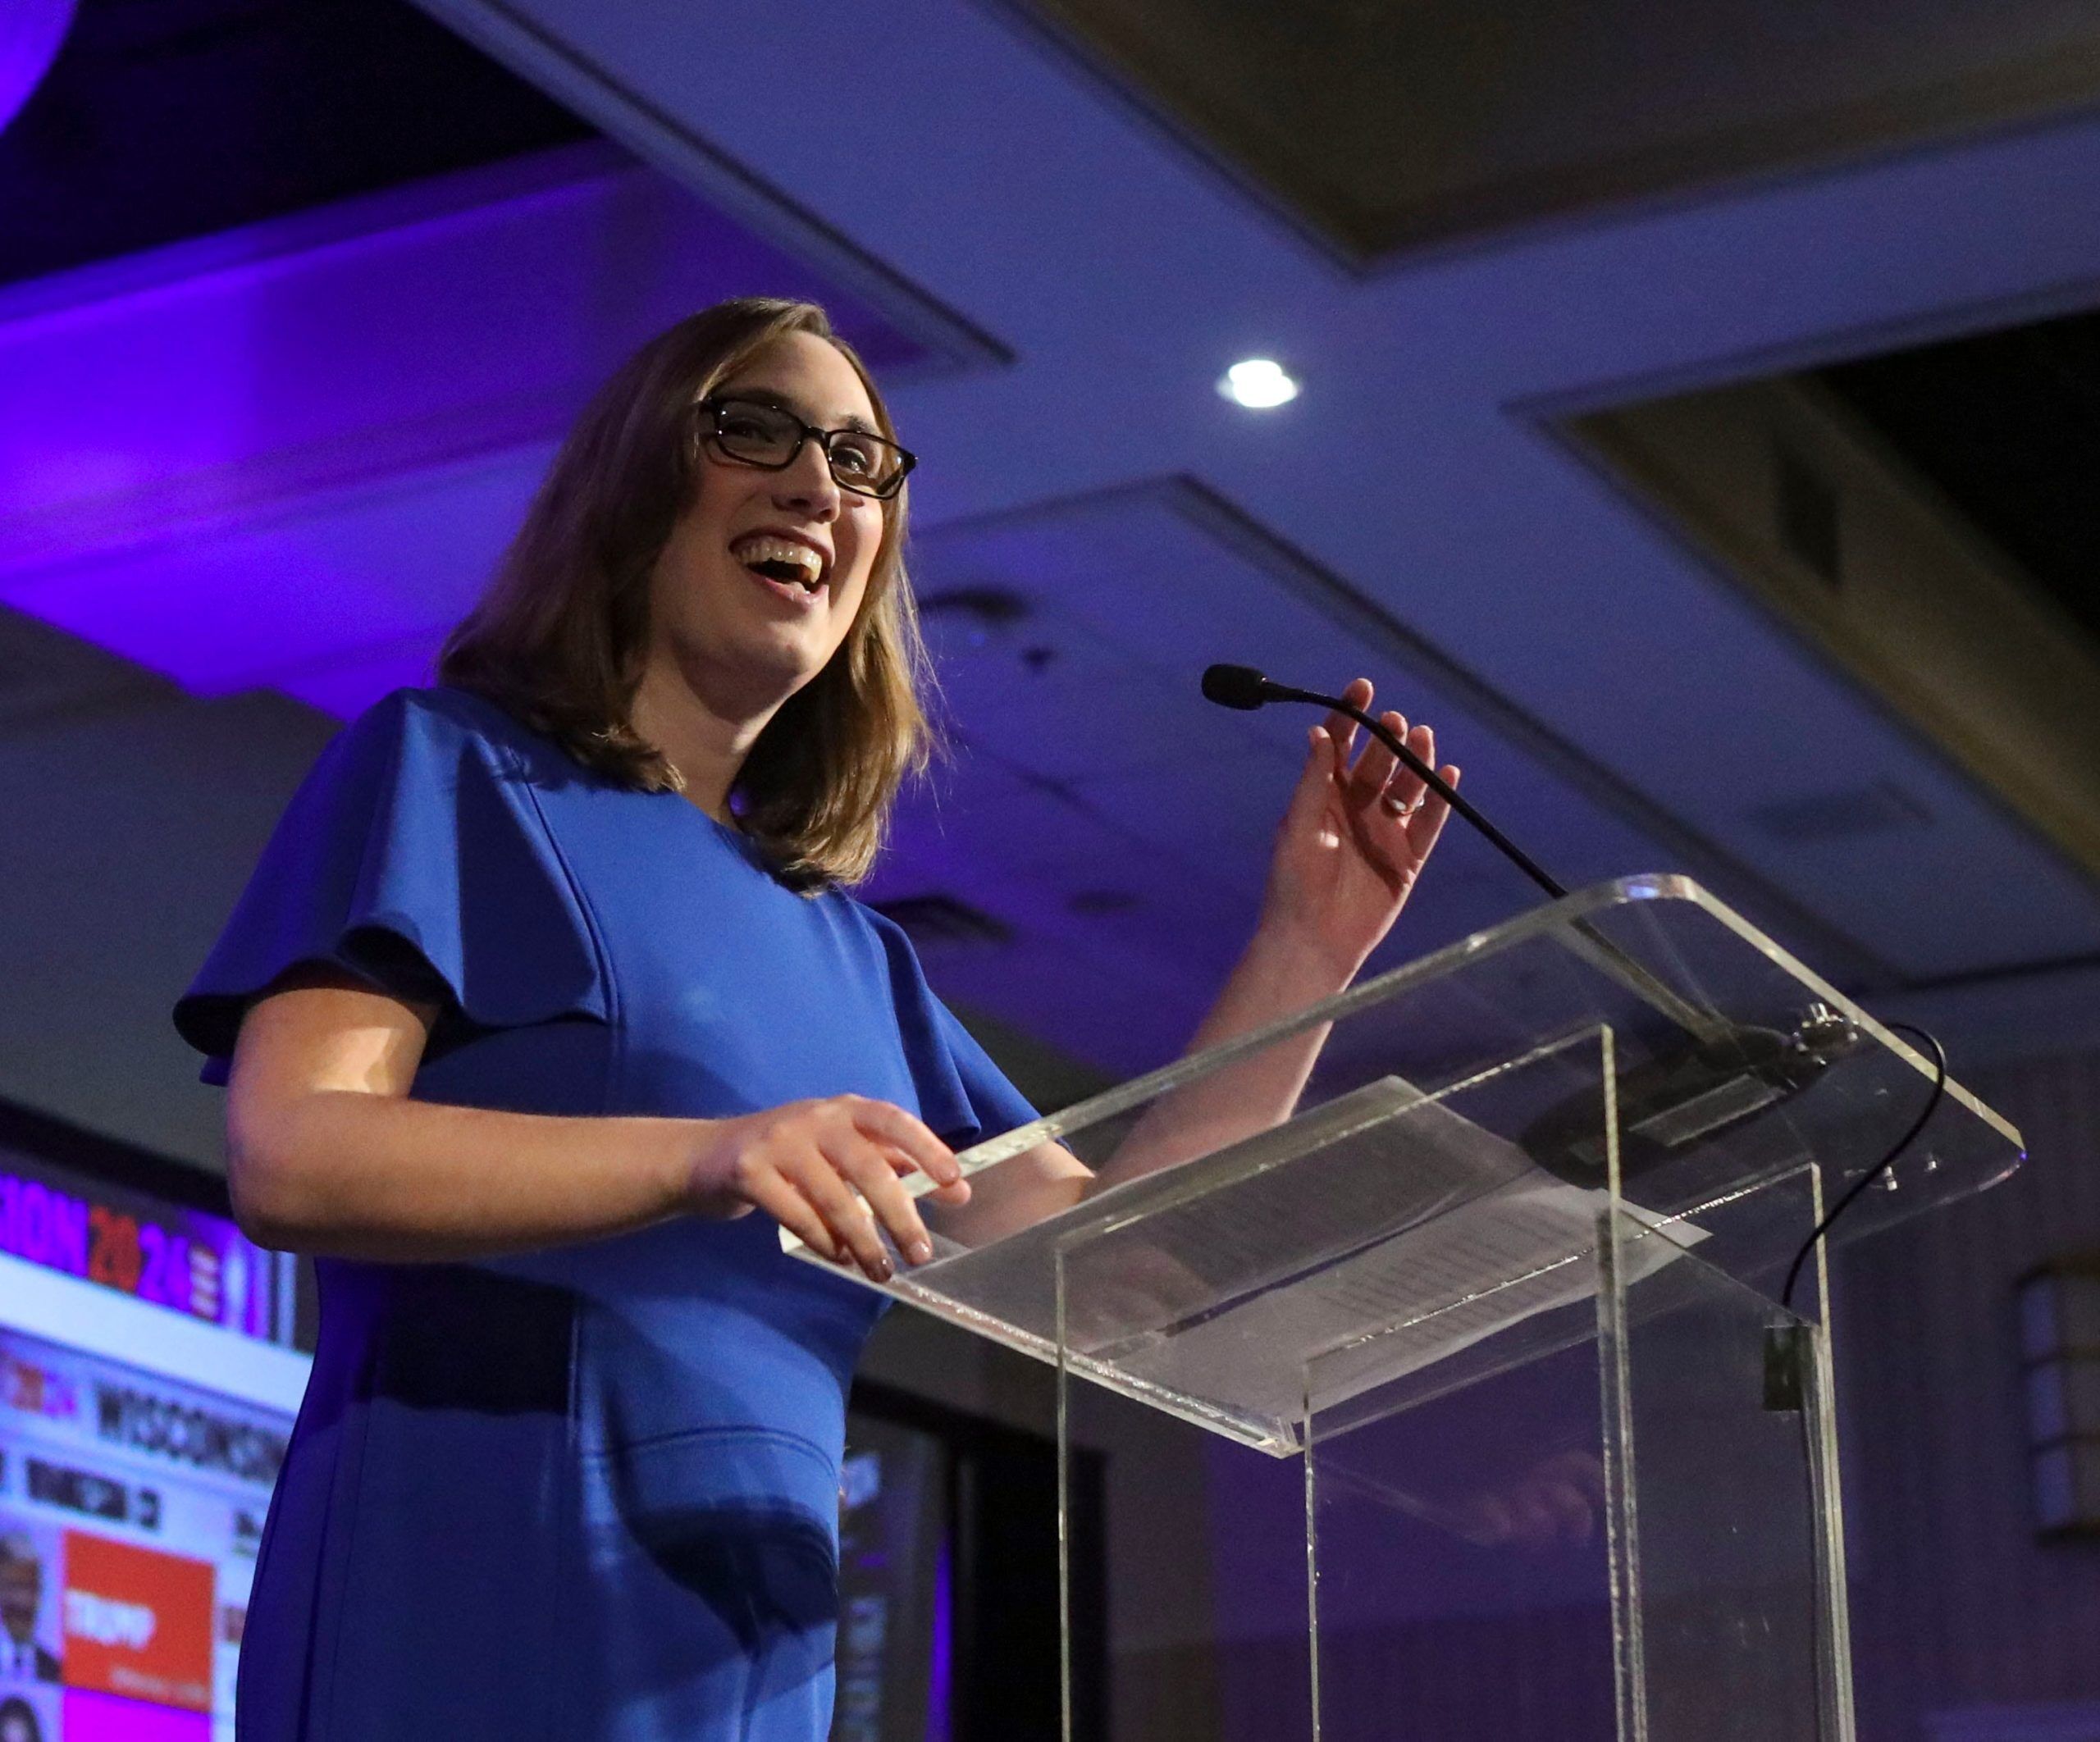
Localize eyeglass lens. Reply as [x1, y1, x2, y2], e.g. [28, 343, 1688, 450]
[709, 400, 908, 496]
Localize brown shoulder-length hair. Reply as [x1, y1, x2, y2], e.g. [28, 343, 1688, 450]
[439, 297, 934, 889]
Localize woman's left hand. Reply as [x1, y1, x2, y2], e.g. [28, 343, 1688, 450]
[1257, 677, 1458, 983]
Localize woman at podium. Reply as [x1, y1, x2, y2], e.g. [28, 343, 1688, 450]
[173, 297, 1458, 1740]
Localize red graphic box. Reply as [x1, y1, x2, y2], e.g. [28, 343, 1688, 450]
[61, 1532, 214, 1712]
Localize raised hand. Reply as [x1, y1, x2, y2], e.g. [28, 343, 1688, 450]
[1258, 677, 1458, 983]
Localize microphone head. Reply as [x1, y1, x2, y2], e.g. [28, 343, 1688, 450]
[1200, 664, 1272, 710]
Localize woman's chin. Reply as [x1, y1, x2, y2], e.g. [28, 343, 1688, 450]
[670, 626, 833, 712]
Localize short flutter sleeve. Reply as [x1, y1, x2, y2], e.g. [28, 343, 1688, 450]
[175, 690, 608, 1086]
[862, 909, 1041, 1151]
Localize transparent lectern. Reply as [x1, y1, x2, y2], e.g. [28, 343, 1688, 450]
[789, 877, 2023, 1741]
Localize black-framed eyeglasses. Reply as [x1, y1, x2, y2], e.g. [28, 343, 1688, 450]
[695, 396, 915, 500]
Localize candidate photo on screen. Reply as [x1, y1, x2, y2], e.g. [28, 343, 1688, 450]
[0, 1524, 60, 1683]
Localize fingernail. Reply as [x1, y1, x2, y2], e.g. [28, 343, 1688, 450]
[909, 1238, 934, 1265]
[874, 1256, 894, 1281]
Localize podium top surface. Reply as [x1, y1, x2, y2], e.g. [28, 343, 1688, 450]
[792, 877, 2024, 1452]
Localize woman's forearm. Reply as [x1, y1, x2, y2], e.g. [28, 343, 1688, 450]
[921, 924, 1355, 1248]
[230, 1089, 701, 1262]
[1086, 922, 1354, 1193]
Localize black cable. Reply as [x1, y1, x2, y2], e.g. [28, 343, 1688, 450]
[1764, 1028, 1945, 1713]
[1778, 1022, 1947, 1316]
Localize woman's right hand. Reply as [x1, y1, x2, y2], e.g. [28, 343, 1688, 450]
[683, 1096, 971, 1281]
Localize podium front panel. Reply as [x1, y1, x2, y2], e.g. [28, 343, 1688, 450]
[1299, 1217, 1850, 1742]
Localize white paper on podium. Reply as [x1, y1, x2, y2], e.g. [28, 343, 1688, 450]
[1056, 1078, 1709, 1428]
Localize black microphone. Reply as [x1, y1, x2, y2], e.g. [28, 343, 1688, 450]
[1198, 664, 1284, 711]
[1201, 663, 1566, 901]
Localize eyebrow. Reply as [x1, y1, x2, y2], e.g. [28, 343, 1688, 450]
[720, 384, 880, 436]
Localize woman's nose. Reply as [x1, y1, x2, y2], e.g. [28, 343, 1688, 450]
[772, 440, 841, 515]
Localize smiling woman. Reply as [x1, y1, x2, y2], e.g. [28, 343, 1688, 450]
[171, 294, 1459, 1740]
[441, 299, 930, 888]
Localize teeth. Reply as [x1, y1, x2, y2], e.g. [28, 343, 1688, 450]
[731, 534, 824, 588]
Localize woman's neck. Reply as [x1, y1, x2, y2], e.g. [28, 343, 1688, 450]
[629, 660, 778, 823]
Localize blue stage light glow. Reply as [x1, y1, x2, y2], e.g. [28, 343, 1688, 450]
[0, 0, 73, 138]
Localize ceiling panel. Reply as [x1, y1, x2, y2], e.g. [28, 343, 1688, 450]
[0, 0, 595, 287]
[1007, 0, 2100, 257]
[875, 479, 1873, 1068]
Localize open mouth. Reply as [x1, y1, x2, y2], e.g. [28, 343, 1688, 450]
[730, 532, 827, 599]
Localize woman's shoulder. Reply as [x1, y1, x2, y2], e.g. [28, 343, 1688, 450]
[833, 893, 952, 1001]
[330, 685, 579, 785]
[833, 887, 908, 952]
[174, 686, 614, 1070]
[339, 682, 524, 747]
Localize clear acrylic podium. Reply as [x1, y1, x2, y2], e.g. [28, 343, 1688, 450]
[788, 876, 2024, 1740]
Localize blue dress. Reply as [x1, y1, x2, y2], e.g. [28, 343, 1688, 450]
[173, 687, 1038, 1741]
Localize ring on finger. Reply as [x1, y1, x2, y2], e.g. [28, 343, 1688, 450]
[1381, 790, 1424, 819]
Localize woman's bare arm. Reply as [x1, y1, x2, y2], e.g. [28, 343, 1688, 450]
[225, 970, 968, 1274]
[933, 691, 1456, 1246]
[925, 923, 1345, 1245]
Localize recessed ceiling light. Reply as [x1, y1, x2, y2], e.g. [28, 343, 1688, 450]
[1218, 358, 1299, 409]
